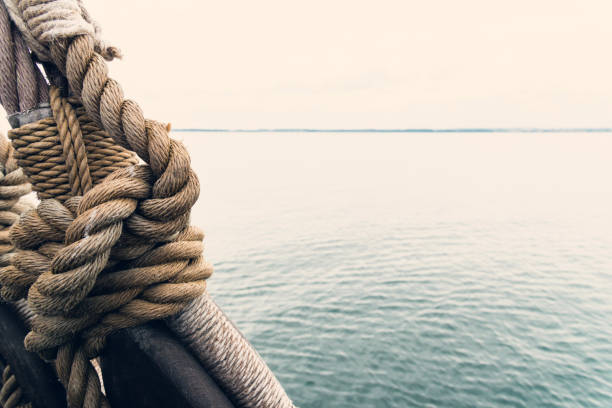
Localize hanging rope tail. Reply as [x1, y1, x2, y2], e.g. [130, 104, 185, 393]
[0, 1, 295, 407]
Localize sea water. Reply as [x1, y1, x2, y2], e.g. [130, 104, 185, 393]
[178, 131, 612, 408]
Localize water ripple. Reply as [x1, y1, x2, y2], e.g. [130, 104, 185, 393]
[182, 132, 612, 407]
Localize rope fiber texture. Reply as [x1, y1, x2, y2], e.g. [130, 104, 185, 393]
[0, 136, 33, 408]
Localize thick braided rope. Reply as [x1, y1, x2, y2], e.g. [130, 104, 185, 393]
[0, 364, 32, 408]
[48, 86, 91, 195]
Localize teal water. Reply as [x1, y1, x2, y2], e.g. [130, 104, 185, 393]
[180, 132, 612, 408]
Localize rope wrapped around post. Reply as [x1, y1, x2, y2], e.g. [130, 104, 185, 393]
[0, 137, 32, 271]
[0, 136, 33, 408]
[0, 135, 33, 301]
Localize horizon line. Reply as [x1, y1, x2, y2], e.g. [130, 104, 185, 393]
[172, 127, 612, 133]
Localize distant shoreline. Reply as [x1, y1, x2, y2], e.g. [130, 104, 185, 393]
[173, 128, 612, 133]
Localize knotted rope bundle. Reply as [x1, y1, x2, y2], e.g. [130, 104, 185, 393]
[1, 177, 211, 408]
[0, 1, 295, 408]
[0, 87, 211, 408]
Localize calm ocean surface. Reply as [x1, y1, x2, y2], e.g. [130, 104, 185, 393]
[179, 132, 612, 408]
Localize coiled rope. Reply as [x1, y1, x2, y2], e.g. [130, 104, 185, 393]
[0, 1, 295, 407]
[0, 136, 32, 408]
[0, 136, 32, 268]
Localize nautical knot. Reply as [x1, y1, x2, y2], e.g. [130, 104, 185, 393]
[0, 165, 211, 407]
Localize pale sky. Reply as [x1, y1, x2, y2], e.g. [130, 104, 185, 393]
[13, 1, 612, 129]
